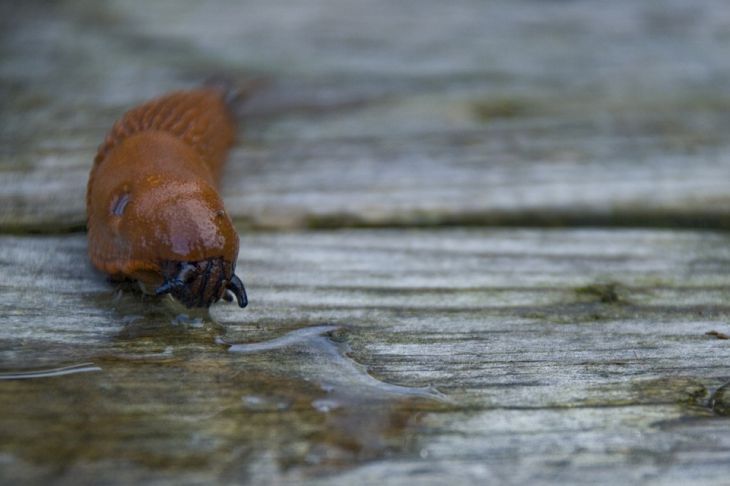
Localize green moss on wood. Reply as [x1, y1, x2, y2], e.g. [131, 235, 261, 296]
[575, 283, 622, 304]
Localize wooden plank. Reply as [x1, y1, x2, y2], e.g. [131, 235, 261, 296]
[2, 0, 730, 484]
[1, 228, 729, 483]
[3, 0, 730, 231]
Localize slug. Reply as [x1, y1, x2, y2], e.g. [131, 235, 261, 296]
[86, 86, 248, 308]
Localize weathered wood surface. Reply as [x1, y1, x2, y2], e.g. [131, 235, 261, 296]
[3, 0, 730, 231]
[2, 0, 730, 484]
[1, 229, 729, 484]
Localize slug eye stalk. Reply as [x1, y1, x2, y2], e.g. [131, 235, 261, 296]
[154, 279, 182, 297]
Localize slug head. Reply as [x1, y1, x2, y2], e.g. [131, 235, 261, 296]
[114, 179, 247, 309]
[88, 132, 248, 309]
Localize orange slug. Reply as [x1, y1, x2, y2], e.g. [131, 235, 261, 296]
[86, 86, 248, 308]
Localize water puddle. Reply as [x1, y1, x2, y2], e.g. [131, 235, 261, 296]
[222, 325, 449, 470]
[0, 320, 450, 477]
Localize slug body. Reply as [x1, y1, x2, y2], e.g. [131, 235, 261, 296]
[86, 88, 247, 308]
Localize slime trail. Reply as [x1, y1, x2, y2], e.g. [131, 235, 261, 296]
[226, 325, 449, 403]
[0, 362, 102, 380]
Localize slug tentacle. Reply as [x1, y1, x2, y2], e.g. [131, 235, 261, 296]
[227, 274, 248, 308]
[156, 258, 245, 308]
[154, 280, 180, 297]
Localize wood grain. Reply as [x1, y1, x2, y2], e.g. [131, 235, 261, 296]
[2, 0, 730, 231]
[2, 0, 730, 484]
[1, 229, 729, 483]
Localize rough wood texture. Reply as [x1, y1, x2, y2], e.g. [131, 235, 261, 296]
[2, 0, 730, 484]
[1, 229, 729, 484]
[3, 0, 730, 231]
